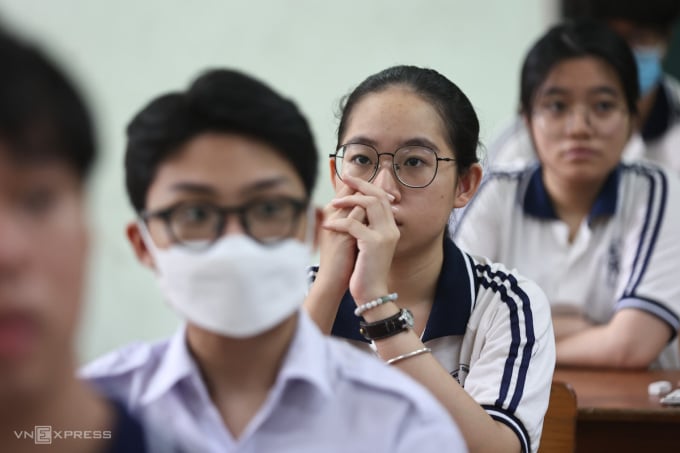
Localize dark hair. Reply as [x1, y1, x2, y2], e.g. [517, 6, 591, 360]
[125, 69, 318, 212]
[336, 65, 480, 174]
[562, 0, 680, 35]
[520, 20, 639, 116]
[0, 28, 96, 181]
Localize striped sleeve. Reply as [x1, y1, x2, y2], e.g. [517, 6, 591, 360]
[618, 165, 680, 335]
[465, 258, 555, 453]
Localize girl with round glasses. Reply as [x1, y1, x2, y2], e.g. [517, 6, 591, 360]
[454, 21, 680, 370]
[305, 65, 555, 453]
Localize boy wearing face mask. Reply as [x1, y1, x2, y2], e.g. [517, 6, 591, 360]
[81, 69, 467, 452]
[487, 0, 680, 174]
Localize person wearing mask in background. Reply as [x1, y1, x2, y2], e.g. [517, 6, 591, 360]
[454, 21, 680, 370]
[488, 0, 680, 174]
[0, 27, 149, 452]
[305, 65, 555, 453]
[81, 68, 468, 452]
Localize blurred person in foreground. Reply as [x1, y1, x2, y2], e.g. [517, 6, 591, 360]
[0, 27, 150, 452]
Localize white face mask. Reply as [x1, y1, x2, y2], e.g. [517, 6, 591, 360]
[138, 213, 313, 338]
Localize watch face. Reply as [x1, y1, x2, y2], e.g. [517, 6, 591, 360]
[400, 309, 415, 328]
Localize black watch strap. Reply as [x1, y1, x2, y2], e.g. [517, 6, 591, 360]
[359, 308, 414, 341]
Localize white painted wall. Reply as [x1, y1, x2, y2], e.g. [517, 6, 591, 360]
[0, 0, 558, 362]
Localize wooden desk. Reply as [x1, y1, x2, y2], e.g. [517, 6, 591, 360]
[553, 368, 680, 452]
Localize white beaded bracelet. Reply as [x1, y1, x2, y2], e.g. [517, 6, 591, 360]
[354, 293, 398, 317]
[386, 347, 432, 365]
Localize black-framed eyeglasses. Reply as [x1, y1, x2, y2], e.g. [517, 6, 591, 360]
[140, 197, 307, 249]
[329, 143, 455, 188]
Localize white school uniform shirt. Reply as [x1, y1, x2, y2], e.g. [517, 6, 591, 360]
[80, 310, 467, 453]
[487, 75, 680, 175]
[310, 238, 556, 453]
[453, 162, 680, 369]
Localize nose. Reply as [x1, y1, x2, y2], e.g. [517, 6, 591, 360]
[564, 105, 593, 136]
[372, 155, 401, 201]
[220, 212, 247, 238]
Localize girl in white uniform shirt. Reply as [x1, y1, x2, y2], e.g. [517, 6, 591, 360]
[305, 65, 556, 453]
[454, 20, 680, 369]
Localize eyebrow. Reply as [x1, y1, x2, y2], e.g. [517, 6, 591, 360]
[169, 182, 216, 195]
[240, 176, 294, 196]
[169, 176, 294, 198]
[344, 135, 442, 152]
[539, 86, 621, 97]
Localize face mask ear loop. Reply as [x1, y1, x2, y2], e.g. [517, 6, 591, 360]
[137, 218, 160, 260]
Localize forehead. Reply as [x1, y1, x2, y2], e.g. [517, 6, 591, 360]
[536, 57, 624, 98]
[0, 143, 78, 189]
[342, 86, 449, 151]
[146, 132, 306, 207]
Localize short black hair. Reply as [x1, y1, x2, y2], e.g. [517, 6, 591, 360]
[520, 20, 639, 116]
[337, 65, 480, 174]
[563, 0, 680, 35]
[0, 28, 96, 181]
[125, 69, 318, 212]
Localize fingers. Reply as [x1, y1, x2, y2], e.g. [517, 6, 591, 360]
[341, 175, 395, 202]
[331, 193, 395, 231]
[324, 174, 396, 237]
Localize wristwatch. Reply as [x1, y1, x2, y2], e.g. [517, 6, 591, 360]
[359, 308, 414, 341]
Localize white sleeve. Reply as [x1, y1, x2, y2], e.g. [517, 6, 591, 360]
[465, 262, 556, 453]
[486, 118, 537, 168]
[392, 407, 468, 453]
[616, 167, 680, 335]
[453, 174, 511, 261]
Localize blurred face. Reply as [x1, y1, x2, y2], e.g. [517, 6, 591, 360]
[0, 145, 88, 403]
[128, 132, 311, 266]
[608, 19, 670, 52]
[527, 57, 633, 185]
[333, 85, 471, 256]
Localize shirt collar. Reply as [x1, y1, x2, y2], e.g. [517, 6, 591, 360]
[140, 312, 333, 406]
[331, 237, 473, 342]
[522, 165, 620, 223]
[140, 323, 197, 405]
[274, 310, 333, 399]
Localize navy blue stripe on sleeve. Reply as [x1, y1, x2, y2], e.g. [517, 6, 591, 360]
[475, 265, 535, 415]
[483, 405, 531, 453]
[617, 296, 680, 335]
[625, 166, 668, 295]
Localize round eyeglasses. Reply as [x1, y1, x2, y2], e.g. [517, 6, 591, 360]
[532, 98, 629, 137]
[329, 143, 455, 188]
[140, 197, 307, 249]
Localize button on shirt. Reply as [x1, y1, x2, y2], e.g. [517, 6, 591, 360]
[81, 310, 467, 453]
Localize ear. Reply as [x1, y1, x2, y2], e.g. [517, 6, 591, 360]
[523, 113, 541, 156]
[454, 163, 483, 209]
[329, 158, 339, 190]
[126, 221, 157, 271]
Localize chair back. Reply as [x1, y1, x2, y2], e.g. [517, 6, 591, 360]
[537, 380, 578, 453]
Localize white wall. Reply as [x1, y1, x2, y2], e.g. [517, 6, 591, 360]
[0, 0, 558, 362]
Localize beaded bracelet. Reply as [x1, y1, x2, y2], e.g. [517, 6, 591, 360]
[386, 347, 432, 365]
[354, 293, 398, 317]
